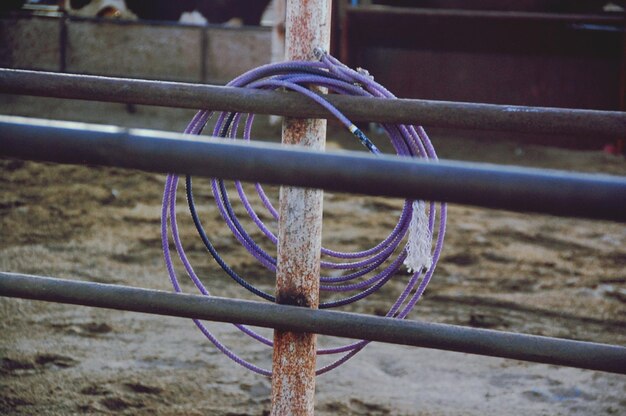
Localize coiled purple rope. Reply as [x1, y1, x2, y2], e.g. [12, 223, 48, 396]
[161, 50, 447, 376]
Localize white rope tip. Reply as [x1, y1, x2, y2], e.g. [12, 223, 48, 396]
[404, 200, 433, 273]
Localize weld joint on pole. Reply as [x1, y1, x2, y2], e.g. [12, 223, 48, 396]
[276, 290, 312, 308]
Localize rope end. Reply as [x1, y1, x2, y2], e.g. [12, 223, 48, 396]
[404, 200, 433, 274]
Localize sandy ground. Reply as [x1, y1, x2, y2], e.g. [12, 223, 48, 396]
[1, 96, 626, 415]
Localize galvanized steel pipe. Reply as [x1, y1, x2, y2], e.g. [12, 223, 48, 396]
[1, 272, 625, 375]
[1, 68, 624, 138]
[271, 1, 332, 413]
[1, 115, 625, 222]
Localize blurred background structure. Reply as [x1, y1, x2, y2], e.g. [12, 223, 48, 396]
[1, 0, 624, 149]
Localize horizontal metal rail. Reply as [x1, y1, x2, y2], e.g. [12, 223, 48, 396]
[1, 68, 625, 138]
[0, 272, 624, 375]
[1, 115, 625, 222]
[350, 6, 626, 24]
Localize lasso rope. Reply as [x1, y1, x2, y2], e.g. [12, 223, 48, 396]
[161, 50, 447, 376]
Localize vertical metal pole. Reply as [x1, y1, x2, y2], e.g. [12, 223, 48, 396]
[200, 25, 208, 83]
[59, 10, 68, 73]
[271, 1, 332, 415]
[617, 17, 626, 155]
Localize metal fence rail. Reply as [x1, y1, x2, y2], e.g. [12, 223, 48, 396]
[1, 68, 625, 137]
[1, 272, 625, 375]
[1, 115, 625, 222]
[1, 75, 625, 381]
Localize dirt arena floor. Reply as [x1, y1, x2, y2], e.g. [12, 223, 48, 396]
[1, 96, 625, 415]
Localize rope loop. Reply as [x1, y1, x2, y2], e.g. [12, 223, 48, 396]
[161, 51, 447, 376]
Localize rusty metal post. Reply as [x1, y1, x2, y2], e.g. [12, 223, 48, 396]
[271, 0, 332, 414]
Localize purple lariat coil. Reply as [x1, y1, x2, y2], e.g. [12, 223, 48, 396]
[161, 50, 447, 376]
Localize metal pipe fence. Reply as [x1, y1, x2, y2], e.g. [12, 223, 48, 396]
[1, 67, 625, 380]
[2, 272, 625, 375]
[1, 68, 625, 138]
[1, 115, 625, 222]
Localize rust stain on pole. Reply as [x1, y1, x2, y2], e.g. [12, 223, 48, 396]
[271, 0, 332, 415]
